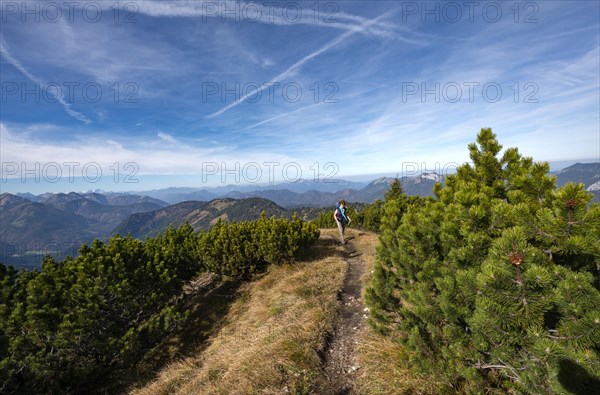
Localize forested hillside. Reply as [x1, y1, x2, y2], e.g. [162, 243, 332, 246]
[112, 197, 289, 239]
[0, 193, 169, 269]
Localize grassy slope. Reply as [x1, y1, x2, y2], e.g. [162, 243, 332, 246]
[131, 230, 346, 395]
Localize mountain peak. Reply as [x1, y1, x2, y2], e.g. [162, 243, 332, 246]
[586, 180, 600, 192]
[370, 177, 393, 185]
[1, 192, 31, 208]
[556, 162, 600, 174]
[421, 172, 441, 182]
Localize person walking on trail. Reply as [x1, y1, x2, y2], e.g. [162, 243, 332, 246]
[334, 199, 351, 245]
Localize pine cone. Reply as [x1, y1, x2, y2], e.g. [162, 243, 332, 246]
[565, 198, 578, 208]
[508, 251, 524, 266]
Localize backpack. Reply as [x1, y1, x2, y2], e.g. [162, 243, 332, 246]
[335, 203, 348, 223]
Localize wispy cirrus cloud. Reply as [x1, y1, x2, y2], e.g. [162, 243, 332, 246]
[242, 102, 322, 130]
[157, 131, 178, 143]
[206, 10, 400, 119]
[0, 39, 92, 124]
[130, 0, 422, 43]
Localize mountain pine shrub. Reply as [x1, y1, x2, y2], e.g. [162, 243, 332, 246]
[0, 214, 319, 393]
[366, 128, 600, 393]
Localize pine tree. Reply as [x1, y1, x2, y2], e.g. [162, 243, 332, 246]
[366, 128, 600, 393]
[366, 177, 413, 333]
[384, 176, 406, 202]
[354, 200, 383, 232]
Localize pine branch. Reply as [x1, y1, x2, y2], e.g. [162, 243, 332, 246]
[474, 359, 524, 383]
[546, 333, 585, 341]
[476, 363, 512, 370]
[533, 224, 555, 240]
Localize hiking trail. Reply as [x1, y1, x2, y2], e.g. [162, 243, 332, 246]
[317, 235, 367, 395]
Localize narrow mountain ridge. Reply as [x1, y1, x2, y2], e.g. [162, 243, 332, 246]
[112, 197, 289, 239]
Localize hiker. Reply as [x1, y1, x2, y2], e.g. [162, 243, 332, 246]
[333, 199, 351, 245]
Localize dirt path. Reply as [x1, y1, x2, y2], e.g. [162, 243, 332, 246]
[317, 236, 366, 394]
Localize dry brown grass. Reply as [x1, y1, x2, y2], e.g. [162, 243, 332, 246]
[131, 235, 346, 395]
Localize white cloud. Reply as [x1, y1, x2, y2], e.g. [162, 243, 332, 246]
[242, 102, 322, 130]
[157, 131, 177, 143]
[206, 10, 400, 119]
[129, 0, 418, 42]
[0, 123, 300, 178]
[0, 39, 92, 124]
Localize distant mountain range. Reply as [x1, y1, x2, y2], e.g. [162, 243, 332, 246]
[2, 162, 598, 269]
[134, 163, 600, 206]
[1, 192, 168, 269]
[138, 173, 441, 207]
[136, 179, 369, 205]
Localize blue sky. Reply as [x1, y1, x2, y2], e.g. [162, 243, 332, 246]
[1, 0, 599, 193]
